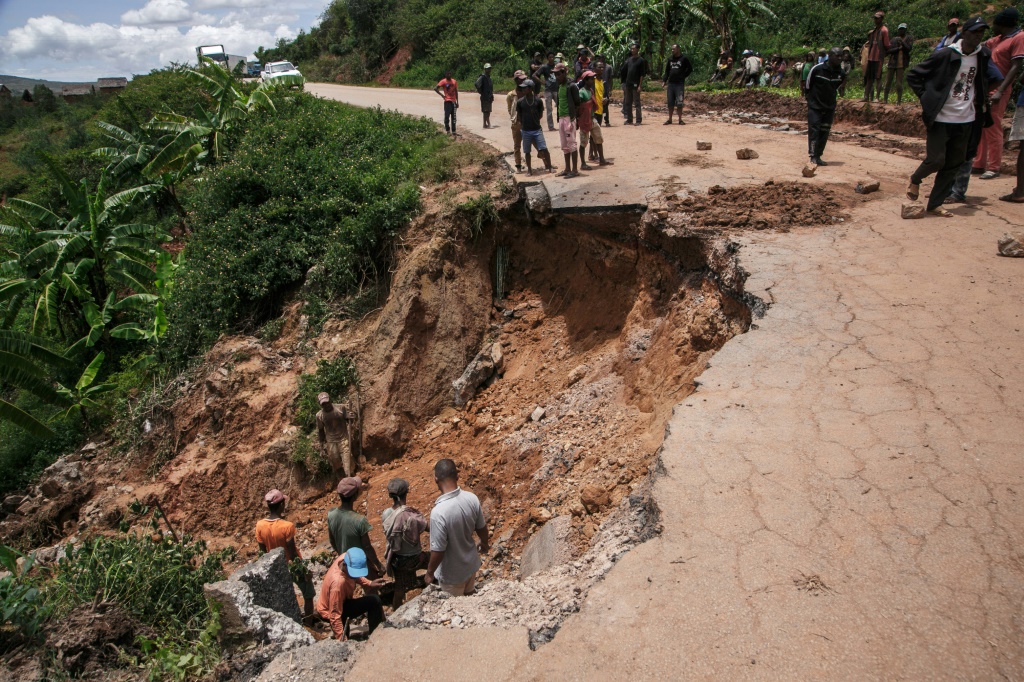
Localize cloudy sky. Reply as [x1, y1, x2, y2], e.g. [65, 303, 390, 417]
[0, 0, 323, 82]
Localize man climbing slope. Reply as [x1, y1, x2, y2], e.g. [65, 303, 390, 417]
[316, 392, 356, 477]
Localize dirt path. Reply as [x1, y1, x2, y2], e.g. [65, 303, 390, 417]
[309, 84, 1024, 679]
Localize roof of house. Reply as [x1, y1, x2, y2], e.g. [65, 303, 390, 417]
[61, 84, 95, 96]
[0, 84, 11, 94]
[96, 77, 127, 88]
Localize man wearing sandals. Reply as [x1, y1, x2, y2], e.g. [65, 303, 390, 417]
[905, 17, 996, 217]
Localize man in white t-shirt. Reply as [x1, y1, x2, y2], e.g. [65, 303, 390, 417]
[425, 458, 489, 596]
[906, 17, 995, 216]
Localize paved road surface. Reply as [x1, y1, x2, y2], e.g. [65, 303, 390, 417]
[309, 83, 1024, 679]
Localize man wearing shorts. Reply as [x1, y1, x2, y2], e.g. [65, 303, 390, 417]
[516, 79, 553, 175]
[663, 44, 692, 124]
[553, 63, 581, 177]
[579, 71, 611, 166]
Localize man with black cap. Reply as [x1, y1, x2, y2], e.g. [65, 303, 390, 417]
[805, 47, 847, 166]
[906, 16, 997, 216]
[382, 478, 428, 608]
[328, 476, 384, 578]
[425, 459, 488, 596]
[619, 42, 646, 125]
[574, 44, 593, 79]
[935, 18, 961, 51]
[864, 11, 890, 101]
[256, 488, 315, 617]
[884, 23, 913, 104]
[973, 7, 1024, 179]
[475, 63, 494, 129]
[316, 392, 356, 477]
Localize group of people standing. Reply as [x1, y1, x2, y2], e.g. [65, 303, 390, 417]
[255, 458, 488, 641]
[805, 8, 1024, 213]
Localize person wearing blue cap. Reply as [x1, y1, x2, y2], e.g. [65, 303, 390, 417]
[316, 547, 386, 640]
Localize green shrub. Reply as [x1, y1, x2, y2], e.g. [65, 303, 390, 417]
[0, 546, 50, 651]
[166, 95, 443, 361]
[258, 317, 285, 343]
[290, 432, 331, 476]
[294, 357, 359, 431]
[48, 506, 232, 638]
[0, 406, 82, 497]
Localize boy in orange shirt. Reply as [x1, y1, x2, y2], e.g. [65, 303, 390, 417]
[256, 489, 315, 617]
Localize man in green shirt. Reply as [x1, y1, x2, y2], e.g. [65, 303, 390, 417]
[553, 63, 581, 177]
[327, 477, 384, 578]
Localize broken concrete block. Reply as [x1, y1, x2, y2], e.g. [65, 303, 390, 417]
[204, 579, 313, 650]
[802, 164, 817, 177]
[229, 548, 301, 623]
[856, 178, 881, 194]
[696, 140, 712, 150]
[529, 506, 552, 524]
[735, 148, 759, 160]
[257, 638, 361, 682]
[998, 233, 1024, 257]
[490, 342, 504, 372]
[530, 406, 546, 422]
[901, 202, 926, 219]
[520, 515, 573, 578]
[525, 184, 551, 215]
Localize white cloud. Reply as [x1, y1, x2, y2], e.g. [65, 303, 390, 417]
[193, 0, 273, 9]
[121, 0, 215, 26]
[0, 14, 299, 79]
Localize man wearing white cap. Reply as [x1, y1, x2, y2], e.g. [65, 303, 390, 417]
[316, 392, 356, 476]
[475, 63, 494, 128]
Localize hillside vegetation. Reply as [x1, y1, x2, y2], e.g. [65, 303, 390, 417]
[257, 0, 991, 87]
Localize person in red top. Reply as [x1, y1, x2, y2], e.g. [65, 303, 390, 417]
[316, 548, 386, 640]
[864, 11, 890, 102]
[434, 70, 459, 136]
[973, 7, 1024, 178]
[256, 489, 315, 617]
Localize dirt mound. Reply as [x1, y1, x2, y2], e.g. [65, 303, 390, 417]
[684, 89, 927, 139]
[45, 602, 153, 676]
[375, 45, 413, 85]
[658, 181, 848, 232]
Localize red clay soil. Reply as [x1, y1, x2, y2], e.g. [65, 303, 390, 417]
[375, 45, 413, 85]
[675, 181, 849, 232]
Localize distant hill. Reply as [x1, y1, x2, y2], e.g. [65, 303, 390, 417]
[0, 74, 95, 95]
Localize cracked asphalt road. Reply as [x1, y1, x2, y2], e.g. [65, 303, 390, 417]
[309, 84, 1024, 679]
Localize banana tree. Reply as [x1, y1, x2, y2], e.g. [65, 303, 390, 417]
[55, 352, 116, 428]
[109, 251, 179, 370]
[0, 330, 73, 437]
[0, 157, 167, 343]
[144, 58, 301, 173]
[675, 0, 775, 53]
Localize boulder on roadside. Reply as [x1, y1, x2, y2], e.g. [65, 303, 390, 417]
[580, 484, 610, 514]
[204, 579, 313, 650]
[452, 349, 496, 407]
[229, 548, 301, 623]
[520, 515, 574, 578]
[856, 178, 881, 194]
[901, 202, 926, 219]
[736, 148, 759, 160]
[802, 164, 817, 178]
[997, 233, 1024, 257]
[696, 140, 712, 151]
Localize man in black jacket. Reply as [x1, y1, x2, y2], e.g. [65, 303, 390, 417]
[663, 44, 693, 125]
[805, 47, 846, 166]
[905, 16, 994, 216]
[619, 43, 646, 125]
